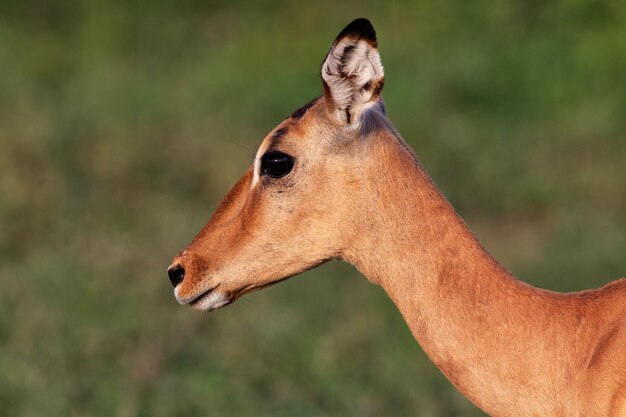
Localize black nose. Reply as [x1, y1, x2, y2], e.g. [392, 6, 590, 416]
[168, 264, 185, 287]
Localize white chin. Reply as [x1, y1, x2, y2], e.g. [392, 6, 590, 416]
[191, 291, 230, 312]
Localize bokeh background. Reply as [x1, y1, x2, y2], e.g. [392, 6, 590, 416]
[1, 1, 625, 416]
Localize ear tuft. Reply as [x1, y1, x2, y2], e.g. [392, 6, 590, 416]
[335, 18, 377, 46]
[321, 18, 385, 125]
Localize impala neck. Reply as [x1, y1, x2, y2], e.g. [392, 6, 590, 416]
[344, 129, 578, 416]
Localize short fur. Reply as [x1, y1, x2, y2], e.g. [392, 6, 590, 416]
[170, 19, 626, 417]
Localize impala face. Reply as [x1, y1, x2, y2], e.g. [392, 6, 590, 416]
[168, 18, 386, 311]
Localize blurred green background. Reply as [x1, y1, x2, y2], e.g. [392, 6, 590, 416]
[1, 0, 625, 416]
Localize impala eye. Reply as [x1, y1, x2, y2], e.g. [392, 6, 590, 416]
[261, 151, 294, 178]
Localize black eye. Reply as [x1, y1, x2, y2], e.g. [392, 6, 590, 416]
[261, 151, 294, 178]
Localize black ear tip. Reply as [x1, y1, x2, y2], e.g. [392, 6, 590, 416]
[336, 18, 377, 44]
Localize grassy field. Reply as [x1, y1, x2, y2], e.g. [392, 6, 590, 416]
[1, 1, 625, 416]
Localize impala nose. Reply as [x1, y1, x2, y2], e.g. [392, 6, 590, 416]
[168, 264, 185, 287]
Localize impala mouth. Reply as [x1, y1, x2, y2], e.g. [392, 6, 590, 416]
[176, 284, 230, 312]
[189, 284, 220, 304]
[175, 274, 303, 312]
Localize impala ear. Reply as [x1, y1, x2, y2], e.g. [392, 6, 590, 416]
[321, 18, 385, 126]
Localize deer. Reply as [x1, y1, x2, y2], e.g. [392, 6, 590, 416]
[168, 18, 626, 417]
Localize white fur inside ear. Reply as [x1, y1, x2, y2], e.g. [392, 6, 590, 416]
[321, 38, 384, 124]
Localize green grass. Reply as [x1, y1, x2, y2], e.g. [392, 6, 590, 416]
[1, 1, 625, 416]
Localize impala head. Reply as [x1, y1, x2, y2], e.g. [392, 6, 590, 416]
[169, 18, 403, 311]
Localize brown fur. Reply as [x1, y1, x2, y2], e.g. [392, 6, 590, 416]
[170, 19, 626, 416]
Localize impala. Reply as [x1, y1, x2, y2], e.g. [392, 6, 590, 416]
[168, 18, 626, 416]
